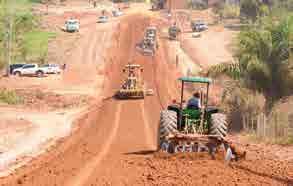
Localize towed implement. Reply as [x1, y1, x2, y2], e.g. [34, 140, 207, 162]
[158, 77, 245, 161]
[136, 26, 158, 56]
[116, 64, 153, 99]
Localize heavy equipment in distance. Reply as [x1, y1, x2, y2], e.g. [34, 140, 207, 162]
[116, 64, 153, 99]
[168, 23, 181, 40]
[136, 26, 159, 56]
[151, 0, 165, 11]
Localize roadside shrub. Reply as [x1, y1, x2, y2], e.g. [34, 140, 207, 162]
[222, 4, 240, 19]
[221, 81, 293, 144]
[0, 0, 54, 71]
[220, 80, 265, 132]
[21, 31, 56, 64]
[0, 89, 23, 105]
[266, 96, 293, 144]
[187, 0, 208, 10]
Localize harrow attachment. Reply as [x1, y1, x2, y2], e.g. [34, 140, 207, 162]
[159, 134, 246, 162]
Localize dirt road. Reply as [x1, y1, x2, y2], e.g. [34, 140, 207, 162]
[0, 5, 292, 186]
[0, 13, 178, 186]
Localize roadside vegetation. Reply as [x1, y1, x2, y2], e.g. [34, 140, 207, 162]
[0, 89, 23, 105]
[0, 0, 56, 72]
[209, 0, 293, 144]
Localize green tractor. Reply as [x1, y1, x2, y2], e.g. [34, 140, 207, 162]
[158, 76, 228, 153]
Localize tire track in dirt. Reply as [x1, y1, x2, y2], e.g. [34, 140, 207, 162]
[139, 100, 155, 148]
[0, 13, 172, 186]
[65, 101, 122, 186]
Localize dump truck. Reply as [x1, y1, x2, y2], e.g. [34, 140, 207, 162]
[136, 26, 158, 56]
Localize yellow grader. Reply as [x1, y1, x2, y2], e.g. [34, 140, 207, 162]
[116, 64, 153, 99]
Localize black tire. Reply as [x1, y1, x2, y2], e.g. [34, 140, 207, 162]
[14, 71, 21, 76]
[167, 141, 176, 153]
[36, 71, 44, 77]
[157, 110, 178, 150]
[210, 113, 228, 139]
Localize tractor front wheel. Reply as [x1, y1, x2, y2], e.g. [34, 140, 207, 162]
[157, 110, 178, 150]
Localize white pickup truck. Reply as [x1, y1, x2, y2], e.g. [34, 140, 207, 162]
[12, 64, 61, 77]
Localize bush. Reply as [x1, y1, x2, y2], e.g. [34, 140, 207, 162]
[187, 0, 208, 10]
[0, 0, 54, 70]
[222, 4, 240, 19]
[21, 31, 56, 64]
[0, 89, 23, 105]
[220, 81, 265, 132]
[266, 96, 293, 144]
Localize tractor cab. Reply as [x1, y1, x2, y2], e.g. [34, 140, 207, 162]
[159, 76, 227, 139]
[167, 76, 218, 133]
[157, 77, 242, 159]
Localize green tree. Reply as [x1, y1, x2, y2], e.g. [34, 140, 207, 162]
[0, 0, 54, 70]
[240, 0, 271, 21]
[240, 0, 259, 21]
[208, 15, 293, 109]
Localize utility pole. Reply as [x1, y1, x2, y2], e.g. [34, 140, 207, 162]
[6, 2, 13, 77]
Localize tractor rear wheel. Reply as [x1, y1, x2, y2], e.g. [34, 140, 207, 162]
[157, 110, 178, 150]
[210, 113, 228, 139]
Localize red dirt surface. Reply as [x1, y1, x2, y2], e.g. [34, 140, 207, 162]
[0, 3, 292, 186]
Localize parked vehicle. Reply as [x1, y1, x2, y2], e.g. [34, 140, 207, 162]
[64, 19, 80, 32]
[12, 64, 52, 77]
[9, 64, 25, 74]
[42, 64, 61, 74]
[112, 9, 123, 17]
[191, 21, 208, 32]
[97, 15, 108, 23]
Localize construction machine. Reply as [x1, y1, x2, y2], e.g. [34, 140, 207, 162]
[116, 64, 153, 99]
[168, 23, 181, 40]
[151, 0, 165, 11]
[62, 18, 79, 32]
[136, 26, 159, 56]
[158, 76, 245, 161]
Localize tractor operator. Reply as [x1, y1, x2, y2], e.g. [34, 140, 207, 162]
[187, 92, 201, 110]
